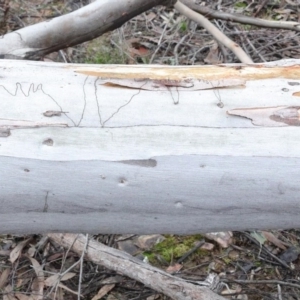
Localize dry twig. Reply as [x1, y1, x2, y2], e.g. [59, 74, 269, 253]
[174, 1, 253, 63]
[180, 0, 300, 32]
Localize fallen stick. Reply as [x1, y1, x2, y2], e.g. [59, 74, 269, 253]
[48, 233, 226, 300]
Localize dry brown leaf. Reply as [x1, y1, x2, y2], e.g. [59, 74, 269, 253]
[204, 42, 222, 65]
[221, 286, 242, 295]
[26, 256, 44, 300]
[0, 268, 10, 289]
[0, 250, 11, 256]
[27, 246, 36, 258]
[57, 282, 81, 297]
[292, 91, 300, 97]
[100, 276, 123, 285]
[47, 287, 64, 300]
[146, 295, 160, 300]
[14, 294, 34, 300]
[166, 263, 182, 273]
[3, 285, 18, 300]
[44, 274, 59, 287]
[204, 232, 233, 248]
[44, 272, 76, 286]
[9, 238, 32, 263]
[91, 284, 115, 300]
[200, 243, 214, 251]
[261, 231, 287, 250]
[60, 272, 76, 281]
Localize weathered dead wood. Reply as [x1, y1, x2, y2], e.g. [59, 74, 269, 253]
[0, 0, 172, 60]
[48, 233, 226, 300]
[1, 59, 300, 234]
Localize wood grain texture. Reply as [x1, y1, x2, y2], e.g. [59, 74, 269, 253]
[0, 59, 300, 233]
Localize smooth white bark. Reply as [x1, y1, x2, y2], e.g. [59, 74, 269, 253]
[0, 59, 300, 233]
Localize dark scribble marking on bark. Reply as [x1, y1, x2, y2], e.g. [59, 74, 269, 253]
[0, 82, 43, 96]
[167, 85, 179, 105]
[0, 82, 76, 126]
[93, 77, 103, 126]
[152, 79, 187, 105]
[101, 81, 148, 127]
[210, 80, 224, 108]
[43, 191, 49, 213]
[77, 76, 88, 127]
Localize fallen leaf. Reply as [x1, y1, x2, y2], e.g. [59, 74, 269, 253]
[250, 231, 267, 245]
[0, 268, 10, 289]
[57, 282, 81, 297]
[3, 285, 18, 300]
[14, 294, 34, 300]
[204, 232, 233, 248]
[200, 243, 214, 251]
[27, 246, 36, 257]
[9, 238, 32, 263]
[27, 256, 44, 300]
[261, 231, 287, 250]
[44, 272, 76, 286]
[147, 295, 160, 300]
[204, 41, 222, 65]
[135, 234, 165, 250]
[166, 263, 182, 273]
[91, 284, 115, 300]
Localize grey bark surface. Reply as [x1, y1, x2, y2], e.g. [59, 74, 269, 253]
[0, 59, 300, 234]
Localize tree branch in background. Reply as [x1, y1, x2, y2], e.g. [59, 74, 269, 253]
[0, 0, 174, 60]
[174, 1, 253, 63]
[181, 0, 300, 32]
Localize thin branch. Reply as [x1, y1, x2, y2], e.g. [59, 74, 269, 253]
[0, 0, 176, 59]
[48, 233, 226, 300]
[222, 279, 300, 290]
[78, 234, 89, 300]
[180, 0, 300, 32]
[174, 1, 253, 63]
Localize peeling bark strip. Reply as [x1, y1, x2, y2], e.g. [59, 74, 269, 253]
[270, 106, 300, 126]
[227, 106, 300, 127]
[100, 78, 245, 91]
[74, 61, 300, 81]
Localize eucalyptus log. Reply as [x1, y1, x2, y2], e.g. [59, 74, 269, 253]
[1, 59, 300, 234]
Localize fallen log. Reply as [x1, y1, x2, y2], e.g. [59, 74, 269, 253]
[1, 59, 300, 234]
